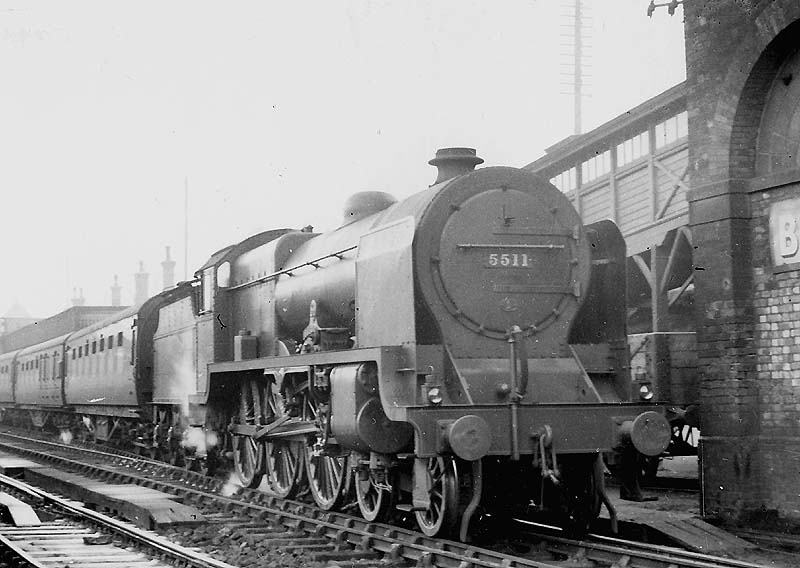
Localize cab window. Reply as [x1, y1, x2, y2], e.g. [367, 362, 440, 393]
[202, 268, 214, 313]
[217, 261, 230, 288]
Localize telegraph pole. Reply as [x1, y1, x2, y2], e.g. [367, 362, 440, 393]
[184, 177, 189, 281]
[573, 0, 583, 134]
[560, 0, 591, 135]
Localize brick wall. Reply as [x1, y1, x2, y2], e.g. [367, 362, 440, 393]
[751, 185, 800, 440]
[701, 184, 800, 521]
[685, 0, 800, 523]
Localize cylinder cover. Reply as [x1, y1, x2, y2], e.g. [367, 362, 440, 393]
[329, 363, 413, 454]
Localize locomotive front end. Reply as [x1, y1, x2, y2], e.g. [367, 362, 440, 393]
[399, 153, 671, 536]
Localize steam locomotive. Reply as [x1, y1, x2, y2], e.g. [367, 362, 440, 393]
[0, 148, 671, 539]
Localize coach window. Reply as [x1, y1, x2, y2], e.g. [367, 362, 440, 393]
[117, 331, 123, 347]
[92, 341, 96, 354]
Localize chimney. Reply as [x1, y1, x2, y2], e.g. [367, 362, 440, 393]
[71, 287, 86, 307]
[134, 261, 149, 305]
[429, 147, 484, 185]
[161, 246, 176, 290]
[111, 275, 122, 307]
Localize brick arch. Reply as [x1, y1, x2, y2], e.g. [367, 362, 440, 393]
[725, 10, 800, 179]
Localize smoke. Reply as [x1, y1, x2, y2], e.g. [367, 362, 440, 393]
[169, 356, 195, 419]
[220, 473, 242, 497]
[155, 330, 196, 424]
[181, 426, 210, 453]
[205, 430, 219, 449]
[179, 424, 220, 455]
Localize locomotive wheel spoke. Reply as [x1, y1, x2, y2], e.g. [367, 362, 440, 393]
[267, 442, 301, 497]
[415, 456, 460, 537]
[232, 379, 265, 489]
[302, 392, 351, 511]
[264, 377, 303, 498]
[305, 449, 350, 510]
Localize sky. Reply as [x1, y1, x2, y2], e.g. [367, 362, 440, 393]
[0, 1, 686, 318]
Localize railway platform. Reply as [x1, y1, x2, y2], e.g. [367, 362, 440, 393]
[0, 452, 204, 530]
[603, 489, 756, 555]
[601, 457, 757, 557]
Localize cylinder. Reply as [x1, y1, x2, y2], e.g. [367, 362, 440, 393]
[329, 363, 413, 454]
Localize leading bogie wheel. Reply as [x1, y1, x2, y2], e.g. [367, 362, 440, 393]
[414, 456, 460, 537]
[355, 464, 394, 522]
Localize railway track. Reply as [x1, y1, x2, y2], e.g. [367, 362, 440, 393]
[0, 471, 234, 568]
[0, 430, 785, 568]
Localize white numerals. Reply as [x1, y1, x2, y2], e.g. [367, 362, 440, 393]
[487, 253, 531, 268]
